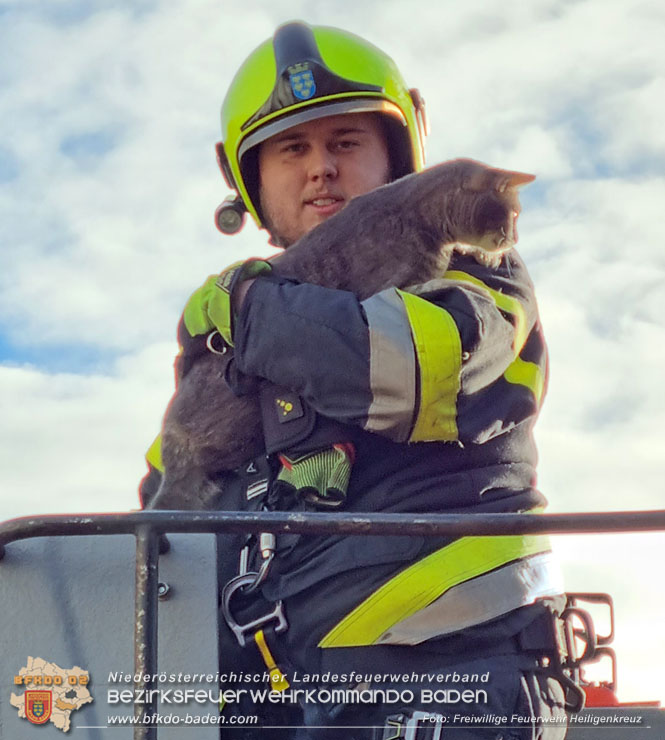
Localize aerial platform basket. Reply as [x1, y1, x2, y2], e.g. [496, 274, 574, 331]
[1, 509, 664, 739]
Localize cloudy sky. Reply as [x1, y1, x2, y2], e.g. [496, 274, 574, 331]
[1, 0, 664, 705]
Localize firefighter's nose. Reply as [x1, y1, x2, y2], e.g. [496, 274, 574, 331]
[307, 148, 338, 181]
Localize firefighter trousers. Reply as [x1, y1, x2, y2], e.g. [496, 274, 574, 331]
[292, 653, 567, 739]
[222, 653, 567, 739]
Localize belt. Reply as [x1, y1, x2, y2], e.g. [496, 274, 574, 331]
[318, 601, 556, 674]
[317, 599, 585, 712]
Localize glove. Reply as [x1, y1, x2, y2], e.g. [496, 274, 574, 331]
[273, 443, 356, 509]
[182, 259, 272, 346]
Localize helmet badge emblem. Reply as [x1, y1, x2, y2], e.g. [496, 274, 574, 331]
[288, 63, 316, 101]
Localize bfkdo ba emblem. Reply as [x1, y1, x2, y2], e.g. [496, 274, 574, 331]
[26, 690, 53, 724]
[288, 63, 316, 100]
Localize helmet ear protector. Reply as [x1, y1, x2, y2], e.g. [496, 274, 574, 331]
[214, 21, 428, 236]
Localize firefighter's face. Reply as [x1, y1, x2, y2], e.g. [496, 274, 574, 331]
[258, 113, 391, 247]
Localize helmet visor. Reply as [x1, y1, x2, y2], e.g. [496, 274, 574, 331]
[237, 98, 408, 162]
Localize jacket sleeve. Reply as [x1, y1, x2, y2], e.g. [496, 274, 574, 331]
[232, 250, 547, 445]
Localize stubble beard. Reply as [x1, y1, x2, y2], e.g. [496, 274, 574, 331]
[258, 187, 297, 249]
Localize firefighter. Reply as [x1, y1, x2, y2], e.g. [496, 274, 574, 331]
[141, 21, 571, 738]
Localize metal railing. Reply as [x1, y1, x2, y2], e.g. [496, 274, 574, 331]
[2, 508, 665, 739]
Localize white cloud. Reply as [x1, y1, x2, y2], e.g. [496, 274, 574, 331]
[1, 0, 664, 705]
[0, 342, 176, 518]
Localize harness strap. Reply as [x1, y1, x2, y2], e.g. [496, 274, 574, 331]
[253, 629, 290, 692]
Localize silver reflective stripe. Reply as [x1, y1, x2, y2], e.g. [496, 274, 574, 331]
[374, 552, 565, 646]
[361, 289, 417, 442]
[246, 479, 269, 500]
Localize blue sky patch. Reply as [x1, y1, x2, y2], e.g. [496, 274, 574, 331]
[0, 146, 19, 183]
[13, 0, 158, 26]
[0, 330, 118, 375]
[60, 130, 119, 163]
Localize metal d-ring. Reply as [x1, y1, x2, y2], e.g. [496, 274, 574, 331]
[221, 572, 287, 647]
[205, 330, 228, 355]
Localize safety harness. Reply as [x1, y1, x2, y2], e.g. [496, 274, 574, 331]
[220, 381, 357, 690]
[218, 384, 569, 705]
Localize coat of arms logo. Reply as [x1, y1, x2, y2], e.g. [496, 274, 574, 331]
[11, 657, 93, 732]
[288, 63, 316, 100]
[25, 690, 53, 724]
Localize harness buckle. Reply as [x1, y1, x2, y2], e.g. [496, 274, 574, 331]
[221, 572, 288, 647]
[381, 711, 444, 740]
[543, 603, 592, 713]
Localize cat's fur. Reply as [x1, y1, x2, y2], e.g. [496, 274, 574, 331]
[150, 159, 534, 510]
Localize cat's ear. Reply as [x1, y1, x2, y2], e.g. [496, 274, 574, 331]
[485, 166, 535, 193]
[504, 170, 536, 189]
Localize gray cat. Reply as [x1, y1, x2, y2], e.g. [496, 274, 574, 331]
[150, 158, 534, 510]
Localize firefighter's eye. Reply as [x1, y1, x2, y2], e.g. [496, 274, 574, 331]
[334, 139, 359, 151]
[281, 142, 307, 154]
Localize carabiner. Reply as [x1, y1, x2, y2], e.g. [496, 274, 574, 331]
[242, 532, 276, 594]
[206, 330, 228, 355]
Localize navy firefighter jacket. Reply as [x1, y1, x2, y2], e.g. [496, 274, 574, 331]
[226, 249, 563, 670]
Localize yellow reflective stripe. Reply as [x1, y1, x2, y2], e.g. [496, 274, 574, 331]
[444, 270, 545, 402]
[145, 434, 164, 473]
[444, 270, 528, 353]
[397, 290, 461, 443]
[504, 357, 546, 405]
[319, 534, 551, 648]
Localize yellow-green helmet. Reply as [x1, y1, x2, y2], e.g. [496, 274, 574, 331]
[215, 21, 428, 232]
